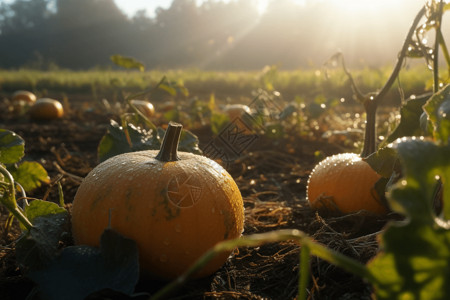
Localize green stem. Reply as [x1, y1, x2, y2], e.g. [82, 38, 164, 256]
[375, 6, 426, 104]
[361, 99, 378, 158]
[438, 30, 450, 77]
[124, 76, 167, 132]
[155, 122, 182, 162]
[433, 0, 444, 93]
[298, 245, 311, 300]
[125, 75, 167, 103]
[360, 5, 426, 157]
[149, 229, 376, 300]
[0, 165, 33, 230]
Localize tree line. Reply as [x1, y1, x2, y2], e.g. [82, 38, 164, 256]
[0, 0, 421, 70]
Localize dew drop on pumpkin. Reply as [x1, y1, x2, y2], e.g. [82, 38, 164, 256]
[175, 224, 182, 233]
[211, 207, 216, 213]
[163, 238, 170, 246]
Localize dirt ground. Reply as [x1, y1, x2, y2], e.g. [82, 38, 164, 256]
[0, 96, 391, 299]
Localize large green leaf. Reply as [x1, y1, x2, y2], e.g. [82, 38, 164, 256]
[97, 120, 160, 162]
[367, 138, 450, 299]
[424, 84, 450, 143]
[19, 199, 66, 231]
[384, 93, 430, 145]
[98, 120, 202, 162]
[110, 54, 144, 72]
[9, 161, 50, 192]
[364, 147, 399, 178]
[179, 129, 203, 155]
[27, 229, 139, 300]
[16, 211, 69, 270]
[0, 129, 25, 164]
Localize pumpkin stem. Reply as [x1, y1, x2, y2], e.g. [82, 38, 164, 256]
[156, 122, 182, 162]
[361, 98, 378, 158]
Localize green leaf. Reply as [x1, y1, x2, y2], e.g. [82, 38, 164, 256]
[97, 120, 160, 162]
[424, 84, 450, 143]
[9, 161, 50, 192]
[158, 83, 177, 96]
[384, 93, 430, 145]
[98, 120, 202, 162]
[20, 199, 67, 231]
[364, 147, 399, 178]
[179, 129, 203, 155]
[367, 138, 450, 299]
[210, 112, 230, 135]
[27, 229, 139, 300]
[437, 100, 450, 143]
[16, 212, 69, 270]
[110, 54, 144, 72]
[0, 129, 25, 164]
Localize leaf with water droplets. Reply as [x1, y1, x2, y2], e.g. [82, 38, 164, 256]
[98, 120, 160, 162]
[423, 84, 450, 143]
[0, 129, 25, 164]
[383, 93, 430, 145]
[16, 211, 69, 270]
[367, 138, 450, 299]
[27, 229, 139, 300]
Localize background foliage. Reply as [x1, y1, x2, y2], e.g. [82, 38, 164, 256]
[0, 0, 428, 70]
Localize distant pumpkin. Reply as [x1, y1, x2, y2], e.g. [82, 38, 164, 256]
[11, 90, 37, 113]
[71, 122, 245, 280]
[29, 98, 64, 120]
[130, 99, 155, 118]
[224, 104, 252, 120]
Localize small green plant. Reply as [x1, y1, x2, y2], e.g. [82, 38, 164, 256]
[97, 75, 201, 162]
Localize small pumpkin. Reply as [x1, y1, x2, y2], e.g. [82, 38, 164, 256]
[130, 99, 155, 118]
[12, 90, 37, 104]
[307, 153, 387, 214]
[224, 104, 252, 120]
[11, 90, 37, 113]
[29, 98, 64, 120]
[71, 122, 244, 280]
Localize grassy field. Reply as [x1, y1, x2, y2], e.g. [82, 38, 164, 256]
[0, 65, 434, 106]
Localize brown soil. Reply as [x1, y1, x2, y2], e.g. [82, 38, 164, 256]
[0, 96, 392, 300]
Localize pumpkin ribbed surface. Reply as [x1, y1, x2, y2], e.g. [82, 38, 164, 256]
[71, 150, 244, 280]
[307, 153, 387, 214]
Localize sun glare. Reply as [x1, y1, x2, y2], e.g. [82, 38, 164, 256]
[323, 0, 403, 16]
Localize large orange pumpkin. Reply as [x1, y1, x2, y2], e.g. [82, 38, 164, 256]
[307, 153, 387, 214]
[71, 122, 244, 280]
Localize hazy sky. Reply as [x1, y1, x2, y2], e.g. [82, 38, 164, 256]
[113, 0, 426, 18]
[0, 0, 429, 18]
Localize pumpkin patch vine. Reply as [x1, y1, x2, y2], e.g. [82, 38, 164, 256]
[306, 5, 428, 215]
